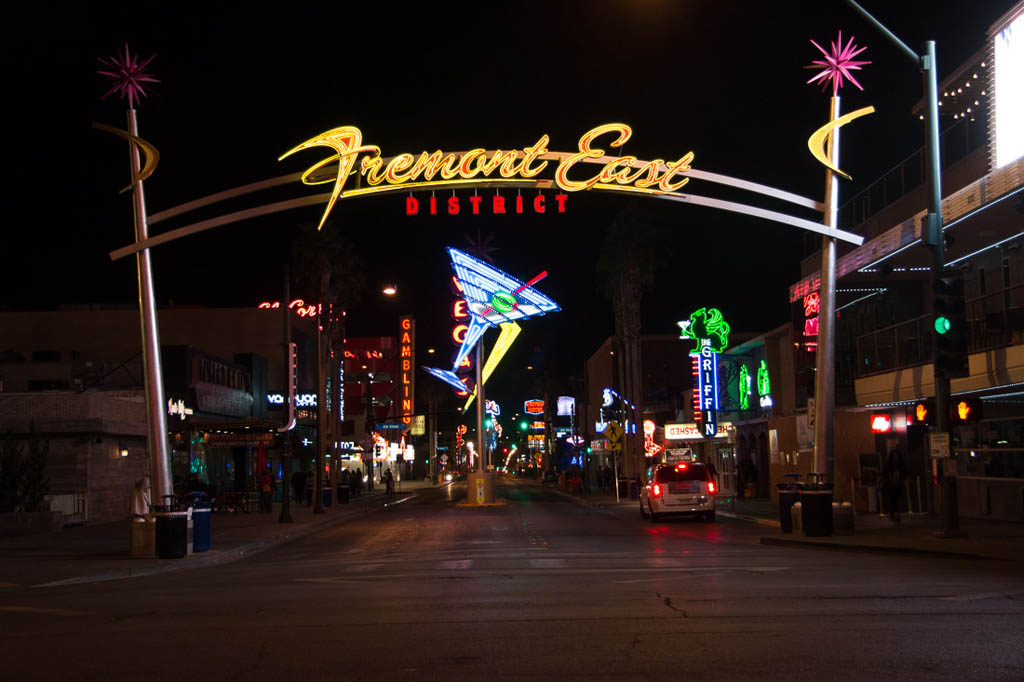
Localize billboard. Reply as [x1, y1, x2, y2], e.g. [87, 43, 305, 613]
[992, 6, 1024, 168]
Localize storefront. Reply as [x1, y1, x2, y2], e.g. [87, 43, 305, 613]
[662, 422, 737, 495]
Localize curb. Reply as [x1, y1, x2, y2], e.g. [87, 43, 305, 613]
[32, 491, 423, 589]
[759, 535, 996, 561]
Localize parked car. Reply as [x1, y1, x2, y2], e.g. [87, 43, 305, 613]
[640, 462, 716, 522]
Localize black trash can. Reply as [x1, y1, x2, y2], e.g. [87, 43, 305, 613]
[799, 482, 834, 537]
[338, 485, 351, 504]
[154, 500, 190, 558]
[191, 499, 211, 552]
[321, 487, 333, 507]
[629, 480, 640, 500]
[776, 483, 800, 533]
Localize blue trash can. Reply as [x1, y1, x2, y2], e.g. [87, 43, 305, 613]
[190, 498, 211, 552]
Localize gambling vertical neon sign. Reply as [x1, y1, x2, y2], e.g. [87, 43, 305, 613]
[399, 316, 415, 426]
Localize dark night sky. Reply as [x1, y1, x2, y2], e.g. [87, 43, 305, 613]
[4, 0, 1016, 403]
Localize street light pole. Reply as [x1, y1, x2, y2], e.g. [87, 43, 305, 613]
[812, 95, 841, 483]
[126, 109, 172, 508]
[844, 0, 960, 535]
[279, 262, 293, 523]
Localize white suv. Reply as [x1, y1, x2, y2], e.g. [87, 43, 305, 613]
[640, 462, 716, 522]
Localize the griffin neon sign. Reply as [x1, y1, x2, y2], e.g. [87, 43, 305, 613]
[281, 123, 693, 230]
[679, 309, 729, 439]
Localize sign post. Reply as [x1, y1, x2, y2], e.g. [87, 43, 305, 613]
[603, 420, 624, 502]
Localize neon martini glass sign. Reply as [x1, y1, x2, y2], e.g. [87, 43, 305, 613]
[424, 248, 560, 393]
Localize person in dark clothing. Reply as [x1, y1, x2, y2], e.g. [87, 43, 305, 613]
[383, 468, 395, 495]
[882, 450, 907, 523]
[291, 470, 305, 505]
[257, 469, 273, 513]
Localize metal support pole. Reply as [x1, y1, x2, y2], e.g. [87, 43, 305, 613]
[279, 263, 293, 523]
[314, 316, 326, 513]
[813, 97, 841, 484]
[475, 341, 484, 471]
[922, 40, 962, 537]
[127, 109, 171, 506]
[843, 1, 961, 537]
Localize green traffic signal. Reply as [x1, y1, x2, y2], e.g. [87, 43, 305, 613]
[519, 421, 528, 431]
[934, 316, 951, 334]
[484, 418, 492, 428]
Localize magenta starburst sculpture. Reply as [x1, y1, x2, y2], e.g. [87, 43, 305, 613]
[806, 31, 870, 96]
[98, 44, 159, 109]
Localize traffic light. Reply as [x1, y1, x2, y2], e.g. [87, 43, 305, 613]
[932, 268, 969, 378]
[519, 420, 528, 431]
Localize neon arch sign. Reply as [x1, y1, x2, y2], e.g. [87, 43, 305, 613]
[110, 122, 864, 263]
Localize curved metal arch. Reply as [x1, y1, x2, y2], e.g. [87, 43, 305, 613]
[111, 151, 861, 261]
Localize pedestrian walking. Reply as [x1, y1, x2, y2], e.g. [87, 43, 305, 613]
[258, 469, 273, 513]
[882, 450, 907, 523]
[384, 468, 395, 495]
[304, 470, 314, 506]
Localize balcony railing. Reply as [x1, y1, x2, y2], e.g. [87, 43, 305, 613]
[856, 315, 934, 377]
[855, 281, 1024, 378]
[838, 115, 987, 231]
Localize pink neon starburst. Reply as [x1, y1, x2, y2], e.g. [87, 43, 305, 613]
[806, 31, 870, 96]
[98, 44, 159, 109]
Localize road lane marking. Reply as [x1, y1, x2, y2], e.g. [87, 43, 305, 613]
[528, 559, 567, 568]
[940, 591, 1024, 602]
[0, 605, 86, 616]
[437, 560, 474, 570]
[295, 565, 793, 583]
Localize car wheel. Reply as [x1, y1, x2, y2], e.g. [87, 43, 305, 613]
[640, 502, 649, 519]
[648, 506, 658, 523]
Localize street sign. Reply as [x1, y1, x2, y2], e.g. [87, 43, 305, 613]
[603, 420, 623, 451]
[376, 423, 406, 430]
[929, 432, 951, 458]
[440, 454, 448, 463]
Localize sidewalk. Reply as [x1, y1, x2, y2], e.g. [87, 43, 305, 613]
[547, 483, 1024, 562]
[0, 480, 442, 589]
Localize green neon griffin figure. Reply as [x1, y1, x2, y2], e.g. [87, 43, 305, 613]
[677, 307, 731, 354]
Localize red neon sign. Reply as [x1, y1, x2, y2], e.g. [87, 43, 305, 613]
[870, 414, 891, 433]
[451, 299, 469, 320]
[257, 299, 320, 317]
[399, 316, 415, 426]
[406, 193, 567, 216]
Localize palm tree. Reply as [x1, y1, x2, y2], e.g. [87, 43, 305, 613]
[596, 203, 671, 479]
[291, 219, 365, 512]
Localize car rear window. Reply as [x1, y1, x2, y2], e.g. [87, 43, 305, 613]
[656, 464, 709, 482]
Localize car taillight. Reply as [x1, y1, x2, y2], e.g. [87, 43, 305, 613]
[652, 483, 663, 498]
[707, 480, 716, 495]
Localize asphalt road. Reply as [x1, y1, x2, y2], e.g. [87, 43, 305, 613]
[2, 480, 1023, 681]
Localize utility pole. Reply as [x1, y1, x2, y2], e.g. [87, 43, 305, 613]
[279, 262, 293, 523]
[844, 0, 962, 536]
[364, 372, 375, 491]
[313, 312, 326, 514]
